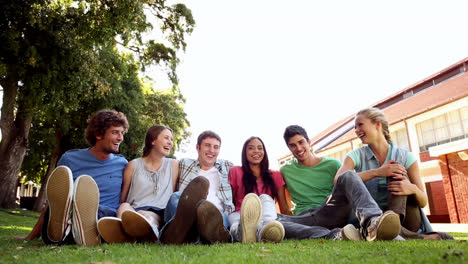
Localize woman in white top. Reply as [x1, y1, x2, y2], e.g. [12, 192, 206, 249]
[97, 125, 179, 243]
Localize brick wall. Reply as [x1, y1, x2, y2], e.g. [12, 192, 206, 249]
[420, 151, 439, 162]
[426, 180, 449, 216]
[438, 150, 468, 223]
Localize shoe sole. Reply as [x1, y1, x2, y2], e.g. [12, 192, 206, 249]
[375, 211, 401, 241]
[160, 177, 209, 244]
[197, 201, 231, 243]
[73, 175, 100, 245]
[46, 166, 73, 242]
[122, 211, 158, 243]
[260, 220, 285, 243]
[241, 193, 262, 243]
[97, 217, 136, 244]
[341, 224, 361, 241]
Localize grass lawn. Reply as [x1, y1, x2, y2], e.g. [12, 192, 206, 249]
[1, 209, 467, 264]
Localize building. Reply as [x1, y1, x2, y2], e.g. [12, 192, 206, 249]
[278, 58, 468, 223]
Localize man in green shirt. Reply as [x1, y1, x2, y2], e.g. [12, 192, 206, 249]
[277, 125, 400, 241]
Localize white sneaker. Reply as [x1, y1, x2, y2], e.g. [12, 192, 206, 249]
[72, 175, 101, 245]
[240, 193, 262, 243]
[259, 220, 285, 243]
[45, 166, 73, 243]
[340, 224, 361, 241]
[366, 211, 400, 241]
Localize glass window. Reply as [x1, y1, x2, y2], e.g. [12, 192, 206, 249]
[416, 106, 468, 152]
[391, 128, 410, 151]
[447, 111, 464, 140]
[461, 106, 468, 135]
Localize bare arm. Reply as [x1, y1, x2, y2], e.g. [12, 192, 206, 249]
[171, 159, 179, 192]
[120, 160, 135, 203]
[277, 186, 293, 215]
[334, 156, 356, 183]
[388, 162, 428, 207]
[335, 156, 407, 183]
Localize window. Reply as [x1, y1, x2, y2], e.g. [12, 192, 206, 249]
[416, 106, 468, 152]
[390, 128, 410, 151]
[328, 147, 352, 162]
[279, 156, 294, 167]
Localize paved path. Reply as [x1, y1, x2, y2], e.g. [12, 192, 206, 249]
[431, 224, 468, 233]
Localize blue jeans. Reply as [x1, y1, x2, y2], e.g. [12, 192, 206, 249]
[160, 191, 230, 242]
[98, 206, 117, 219]
[276, 171, 382, 239]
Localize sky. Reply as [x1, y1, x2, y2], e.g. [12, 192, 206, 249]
[1, 1, 467, 169]
[165, 0, 468, 169]
[162, 0, 468, 169]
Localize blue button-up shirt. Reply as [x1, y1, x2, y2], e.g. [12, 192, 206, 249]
[347, 142, 416, 209]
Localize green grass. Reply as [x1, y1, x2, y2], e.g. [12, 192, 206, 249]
[0, 210, 467, 264]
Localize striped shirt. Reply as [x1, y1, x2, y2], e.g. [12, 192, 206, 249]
[178, 158, 234, 214]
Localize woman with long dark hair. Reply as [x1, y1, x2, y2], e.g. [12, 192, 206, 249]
[228, 136, 291, 243]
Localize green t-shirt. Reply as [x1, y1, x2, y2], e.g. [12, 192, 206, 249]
[280, 157, 341, 215]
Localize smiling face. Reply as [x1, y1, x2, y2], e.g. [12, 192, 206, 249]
[152, 128, 174, 156]
[197, 137, 220, 169]
[287, 134, 312, 164]
[95, 125, 125, 154]
[354, 114, 380, 144]
[245, 138, 265, 166]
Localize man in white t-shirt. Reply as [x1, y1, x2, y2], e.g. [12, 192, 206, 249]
[160, 130, 233, 244]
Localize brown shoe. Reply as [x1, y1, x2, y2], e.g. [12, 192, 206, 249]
[197, 200, 231, 244]
[121, 211, 158, 243]
[97, 217, 136, 244]
[160, 177, 209, 244]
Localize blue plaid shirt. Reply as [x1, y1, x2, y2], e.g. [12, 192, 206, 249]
[178, 158, 234, 214]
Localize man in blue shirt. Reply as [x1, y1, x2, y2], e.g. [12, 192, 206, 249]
[25, 109, 129, 246]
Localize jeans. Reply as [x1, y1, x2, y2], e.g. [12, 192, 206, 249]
[276, 171, 382, 239]
[98, 206, 117, 219]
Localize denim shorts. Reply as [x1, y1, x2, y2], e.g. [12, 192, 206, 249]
[134, 206, 165, 218]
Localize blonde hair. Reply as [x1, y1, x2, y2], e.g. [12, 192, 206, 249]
[356, 107, 392, 143]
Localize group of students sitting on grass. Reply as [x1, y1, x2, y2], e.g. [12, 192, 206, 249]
[24, 108, 453, 246]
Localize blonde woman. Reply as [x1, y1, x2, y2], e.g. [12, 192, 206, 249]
[336, 108, 452, 240]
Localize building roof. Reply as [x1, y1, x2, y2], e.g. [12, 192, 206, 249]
[311, 57, 468, 152]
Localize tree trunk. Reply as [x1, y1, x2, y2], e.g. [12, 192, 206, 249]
[32, 129, 63, 212]
[0, 76, 34, 208]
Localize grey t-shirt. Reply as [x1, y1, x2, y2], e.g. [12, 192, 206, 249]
[126, 157, 174, 209]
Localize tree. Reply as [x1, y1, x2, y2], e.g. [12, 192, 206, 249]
[0, 0, 194, 208]
[23, 49, 190, 211]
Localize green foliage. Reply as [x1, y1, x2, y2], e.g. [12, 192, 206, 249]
[21, 49, 191, 183]
[0, 0, 195, 185]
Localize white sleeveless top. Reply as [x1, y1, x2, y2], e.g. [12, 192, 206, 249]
[126, 158, 174, 209]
